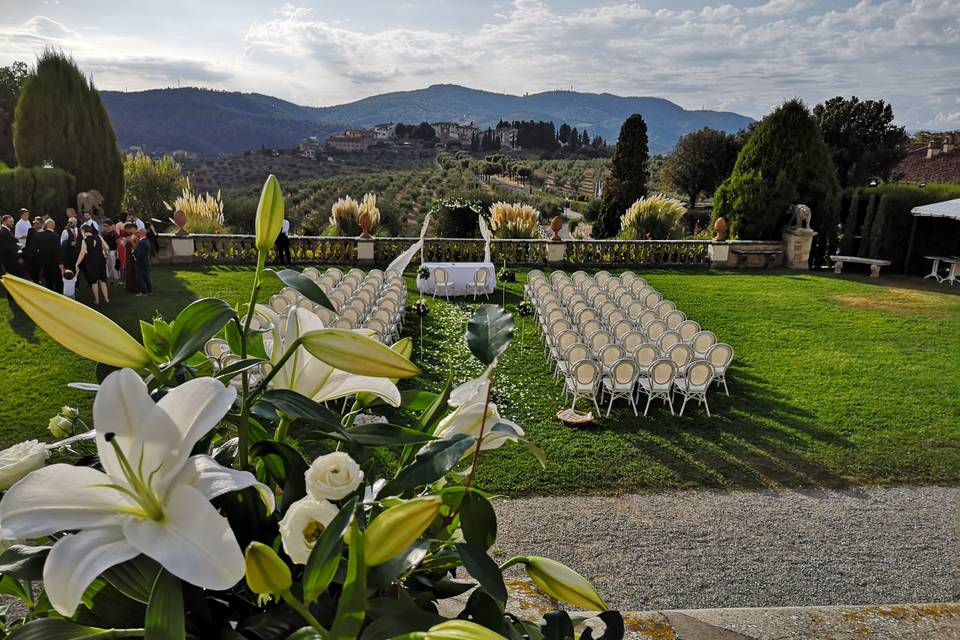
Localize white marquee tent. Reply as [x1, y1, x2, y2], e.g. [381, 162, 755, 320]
[905, 198, 960, 273]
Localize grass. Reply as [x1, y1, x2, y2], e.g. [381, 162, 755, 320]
[1, 266, 958, 496]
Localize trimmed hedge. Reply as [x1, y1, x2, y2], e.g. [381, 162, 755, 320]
[0, 165, 76, 224]
[839, 182, 960, 272]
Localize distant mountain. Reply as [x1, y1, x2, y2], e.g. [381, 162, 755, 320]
[101, 84, 752, 157]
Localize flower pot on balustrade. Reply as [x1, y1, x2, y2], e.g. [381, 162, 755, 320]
[781, 226, 817, 269]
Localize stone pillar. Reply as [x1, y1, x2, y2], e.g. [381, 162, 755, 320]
[781, 227, 817, 269]
[546, 241, 565, 265]
[357, 239, 374, 265]
[170, 236, 196, 264]
[707, 242, 730, 268]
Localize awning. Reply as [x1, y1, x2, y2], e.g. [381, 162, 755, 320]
[911, 198, 960, 220]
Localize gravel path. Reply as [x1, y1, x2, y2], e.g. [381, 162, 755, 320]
[493, 486, 960, 611]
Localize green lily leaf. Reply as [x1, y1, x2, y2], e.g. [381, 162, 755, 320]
[460, 490, 497, 549]
[264, 268, 334, 311]
[382, 434, 475, 495]
[330, 521, 367, 640]
[455, 543, 507, 610]
[4, 619, 133, 640]
[144, 569, 184, 640]
[168, 298, 237, 367]
[466, 305, 515, 365]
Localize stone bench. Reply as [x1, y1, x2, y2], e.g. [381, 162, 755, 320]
[829, 255, 892, 278]
[731, 247, 783, 268]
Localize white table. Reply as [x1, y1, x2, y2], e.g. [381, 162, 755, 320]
[417, 262, 496, 297]
[924, 255, 960, 285]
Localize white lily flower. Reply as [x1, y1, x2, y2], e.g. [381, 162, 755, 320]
[0, 369, 274, 616]
[434, 401, 524, 453]
[257, 305, 401, 407]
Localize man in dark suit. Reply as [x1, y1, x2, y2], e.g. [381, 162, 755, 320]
[23, 217, 44, 282]
[0, 214, 23, 278]
[33, 219, 63, 293]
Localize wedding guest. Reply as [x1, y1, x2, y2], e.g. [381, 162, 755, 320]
[122, 223, 140, 294]
[14, 209, 31, 248]
[275, 217, 292, 265]
[129, 212, 146, 231]
[81, 211, 100, 233]
[23, 217, 45, 282]
[133, 228, 153, 296]
[75, 224, 110, 305]
[34, 218, 63, 293]
[101, 220, 120, 284]
[61, 269, 77, 299]
[60, 217, 81, 277]
[0, 214, 23, 278]
[145, 220, 160, 255]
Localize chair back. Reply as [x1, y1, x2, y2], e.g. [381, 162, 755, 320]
[610, 358, 639, 387]
[576, 307, 598, 324]
[664, 309, 687, 330]
[620, 271, 636, 285]
[666, 343, 693, 370]
[572, 359, 600, 388]
[706, 343, 734, 372]
[643, 290, 663, 308]
[269, 295, 290, 313]
[563, 343, 590, 365]
[645, 319, 667, 341]
[589, 330, 613, 355]
[621, 330, 645, 354]
[626, 300, 645, 321]
[281, 287, 301, 304]
[549, 318, 573, 336]
[598, 343, 626, 369]
[204, 338, 229, 359]
[692, 330, 717, 356]
[657, 330, 681, 352]
[302, 267, 321, 281]
[611, 320, 633, 340]
[677, 319, 701, 342]
[434, 267, 449, 284]
[595, 271, 612, 287]
[580, 319, 603, 338]
[637, 310, 657, 329]
[333, 317, 353, 329]
[313, 305, 336, 325]
[340, 307, 361, 326]
[555, 329, 579, 354]
[649, 359, 678, 389]
[633, 343, 659, 368]
[655, 300, 677, 319]
[605, 309, 626, 328]
[684, 361, 714, 389]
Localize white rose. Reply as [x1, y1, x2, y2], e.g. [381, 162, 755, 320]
[278, 497, 339, 564]
[434, 402, 524, 454]
[305, 452, 363, 501]
[48, 415, 73, 438]
[0, 440, 48, 491]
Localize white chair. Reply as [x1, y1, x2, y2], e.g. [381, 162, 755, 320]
[433, 267, 456, 300]
[666, 342, 693, 377]
[645, 319, 667, 342]
[655, 300, 677, 319]
[677, 319, 701, 342]
[673, 360, 715, 417]
[597, 343, 626, 375]
[602, 358, 639, 416]
[621, 330, 646, 355]
[588, 330, 614, 358]
[633, 343, 659, 379]
[643, 290, 663, 308]
[664, 309, 687, 330]
[691, 330, 718, 359]
[550, 329, 580, 370]
[565, 359, 601, 414]
[657, 330, 681, 354]
[556, 343, 590, 383]
[466, 268, 491, 300]
[706, 343, 734, 396]
[637, 359, 678, 416]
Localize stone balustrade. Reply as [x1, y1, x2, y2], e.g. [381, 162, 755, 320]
[156, 234, 788, 269]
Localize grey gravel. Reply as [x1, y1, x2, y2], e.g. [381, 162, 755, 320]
[492, 486, 960, 611]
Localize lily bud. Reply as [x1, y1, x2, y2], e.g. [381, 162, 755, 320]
[363, 497, 440, 566]
[522, 556, 607, 611]
[1, 275, 151, 369]
[301, 329, 421, 378]
[244, 541, 292, 595]
[254, 174, 284, 251]
[426, 620, 508, 640]
[48, 415, 73, 438]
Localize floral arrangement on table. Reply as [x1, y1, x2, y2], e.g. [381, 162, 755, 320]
[413, 298, 430, 316]
[163, 177, 225, 234]
[417, 264, 432, 281]
[488, 202, 540, 239]
[0, 174, 623, 640]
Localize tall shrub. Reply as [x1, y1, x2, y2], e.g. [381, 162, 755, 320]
[595, 114, 649, 238]
[713, 99, 840, 245]
[0, 165, 75, 219]
[619, 194, 686, 239]
[13, 51, 124, 216]
[122, 152, 185, 221]
[841, 189, 861, 254]
[857, 193, 877, 258]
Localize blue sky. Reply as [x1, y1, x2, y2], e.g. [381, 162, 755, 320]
[1, 0, 958, 129]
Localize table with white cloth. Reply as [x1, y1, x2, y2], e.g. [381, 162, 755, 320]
[416, 262, 496, 296]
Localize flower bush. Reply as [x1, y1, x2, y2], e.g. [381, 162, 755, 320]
[488, 201, 540, 239]
[0, 174, 623, 639]
[619, 194, 687, 240]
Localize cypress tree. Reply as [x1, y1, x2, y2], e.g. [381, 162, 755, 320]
[13, 50, 124, 217]
[713, 99, 839, 241]
[594, 114, 649, 238]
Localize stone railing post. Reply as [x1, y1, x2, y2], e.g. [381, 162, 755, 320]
[170, 235, 196, 264]
[707, 241, 730, 268]
[782, 227, 816, 269]
[546, 239, 566, 265]
[356, 238, 374, 265]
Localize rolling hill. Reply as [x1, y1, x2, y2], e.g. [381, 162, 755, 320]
[100, 84, 752, 157]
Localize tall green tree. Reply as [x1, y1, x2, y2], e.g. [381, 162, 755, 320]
[662, 128, 742, 206]
[0, 60, 29, 166]
[122, 152, 186, 220]
[13, 51, 124, 216]
[713, 99, 839, 250]
[812, 96, 908, 187]
[594, 114, 649, 238]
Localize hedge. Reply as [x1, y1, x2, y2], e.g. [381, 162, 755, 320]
[0, 166, 77, 224]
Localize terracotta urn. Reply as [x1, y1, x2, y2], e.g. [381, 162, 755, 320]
[713, 216, 728, 241]
[358, 212, 372, 240]
[550, 215, 563, 241]
[173, 209, 189, 236]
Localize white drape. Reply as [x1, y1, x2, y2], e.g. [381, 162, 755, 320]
[478, 214, 492, 263]
[386, 214, 431, 274]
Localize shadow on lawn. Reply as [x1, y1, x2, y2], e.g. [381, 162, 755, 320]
[602, 366, 854, 491]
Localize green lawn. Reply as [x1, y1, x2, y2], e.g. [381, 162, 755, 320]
[1, 266, 958, 496]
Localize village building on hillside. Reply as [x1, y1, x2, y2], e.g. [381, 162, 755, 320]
[895, 135, 960, 183]
[327, 130, 375, 152]
[299, 136, 321, 158]
[372, 123, 396, 139]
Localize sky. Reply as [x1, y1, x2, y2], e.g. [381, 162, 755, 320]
[0, 0, 958, 130]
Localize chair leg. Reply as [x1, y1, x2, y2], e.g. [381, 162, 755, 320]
[703, 394, 711, 418]
[592, 394, 601, 416]
[679, 395, 688, 416]
[722, 377, 729, 396]
[644, 394, 652, 417]
[666, 394, 675, 415]
[606, 393, 614, 417]
[630, 395, 638, 416]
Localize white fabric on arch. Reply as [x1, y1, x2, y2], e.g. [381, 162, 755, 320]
[478, 214, 492, 263]
[387, 214, 432, 274]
